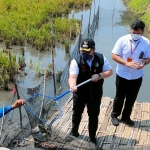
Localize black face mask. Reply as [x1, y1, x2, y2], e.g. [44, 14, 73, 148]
[81, 53, 92, 60]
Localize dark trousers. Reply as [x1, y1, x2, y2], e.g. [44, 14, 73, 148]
[72, 93, 102, 138]
[111, 74, 142, 119]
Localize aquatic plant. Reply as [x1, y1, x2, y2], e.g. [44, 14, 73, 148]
[0, 51, 18, 89]
[32, 61, 43, 77]
[0, 0, 91, 49]
[56, 70, 62, 82]
[46, 64, 53, 77]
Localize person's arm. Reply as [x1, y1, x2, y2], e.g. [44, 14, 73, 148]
[68, 59, 79, 92]
[68, 74, 78, 92]
[100, 70, 112, 79]
[144, 58, 150, 65]
[11, 99, 25, 108]
[0, 106, 13, 118]
[0, 99, 25, 118]
[112, 53, 138, 68]
[112, 36, 138, 68]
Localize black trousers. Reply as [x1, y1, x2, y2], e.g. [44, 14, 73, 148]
[111, 74, 142, 119]
[72, 92, 102, 138]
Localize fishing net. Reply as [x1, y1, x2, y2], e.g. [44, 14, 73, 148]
[0, 93, 29, 147]
[60, 6, 99, 83]
[0, 6, 100, 146]
[0, 3, 145, 150]
[0, 76, 70, 148]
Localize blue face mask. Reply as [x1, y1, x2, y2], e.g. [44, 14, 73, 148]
[81, 53, 92, 60]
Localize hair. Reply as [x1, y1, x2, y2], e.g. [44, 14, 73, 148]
[131, 19, 145, 31]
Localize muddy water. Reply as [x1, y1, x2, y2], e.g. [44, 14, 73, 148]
[1, 0, 149, 105]
[0, 0, 150, 148]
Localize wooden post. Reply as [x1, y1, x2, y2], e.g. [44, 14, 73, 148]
[9, 51, 22, 128]
[15, 81, 23, 129]
[51, 36, 56, 96]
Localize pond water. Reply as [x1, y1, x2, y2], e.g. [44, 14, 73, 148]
[94, 0, 150, 103]
[0, 0, 150, 149]
[0, 0, 150, 105]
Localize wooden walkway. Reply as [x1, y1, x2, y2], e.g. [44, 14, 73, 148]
[41, 97, 150, 150]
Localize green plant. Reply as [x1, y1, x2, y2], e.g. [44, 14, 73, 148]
[56, 70, 62, 82]
[64, 41, 70, 53]
[46, 63, 53, 77]
[32, 61, 43, 77]
[0, 0, 85, 48]
[3, 74, 9, 90]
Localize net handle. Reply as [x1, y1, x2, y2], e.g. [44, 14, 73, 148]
[54, 78, 92, 101]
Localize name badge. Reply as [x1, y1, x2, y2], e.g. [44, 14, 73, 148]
[127, 57, 132, 62]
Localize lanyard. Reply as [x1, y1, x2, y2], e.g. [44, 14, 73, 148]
[130, 40, 140, 57]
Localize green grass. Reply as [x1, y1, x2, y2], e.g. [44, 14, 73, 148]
[0, 0, 92, 49]
[128, 0, 149, 14]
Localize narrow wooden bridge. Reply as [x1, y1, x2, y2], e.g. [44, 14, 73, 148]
[42, 96, 150, 150]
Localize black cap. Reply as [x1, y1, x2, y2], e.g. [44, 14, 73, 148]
[80, 38, 95, 51]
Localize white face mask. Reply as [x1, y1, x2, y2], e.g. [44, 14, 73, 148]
[131, 33, 141, 41]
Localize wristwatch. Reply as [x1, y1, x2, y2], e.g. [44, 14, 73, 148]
[98, 73, 101, 79]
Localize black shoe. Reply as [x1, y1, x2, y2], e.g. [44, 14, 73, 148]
[90, 137, 97, 145]
[70, 131, 80, 137]
[111, 117, 119, 126]
[121, 118, 134, 127]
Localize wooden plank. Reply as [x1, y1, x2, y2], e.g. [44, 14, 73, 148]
[44, 97, 150, 150]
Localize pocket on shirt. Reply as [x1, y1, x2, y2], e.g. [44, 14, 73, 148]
[133, 51, 144, 59]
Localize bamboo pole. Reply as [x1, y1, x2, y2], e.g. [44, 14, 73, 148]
[15, 82, 23, 129]
[51, 36, 56, 96]
[39, 69, 46, 118]
[9, 51, 22, 128]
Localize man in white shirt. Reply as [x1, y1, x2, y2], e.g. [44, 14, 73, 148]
[68, 38, 112, 144]
[111, 19, 150, 127]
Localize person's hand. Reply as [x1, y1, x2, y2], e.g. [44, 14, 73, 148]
[92, 74, 100, 82]
[12, 99, 25, 109]
[136, 60, 145, 70]
[70, 86, 77, 93]
[125, 61, 138, 68]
